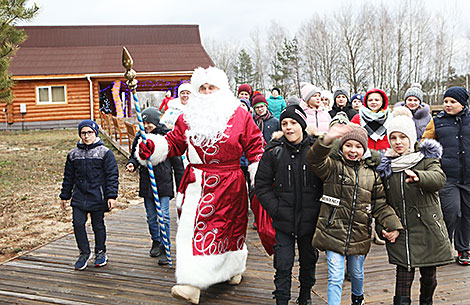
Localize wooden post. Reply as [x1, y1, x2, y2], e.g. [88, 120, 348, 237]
[6, 103, 14, 124]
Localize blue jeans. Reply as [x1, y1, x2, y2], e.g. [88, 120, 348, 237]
[326, 250, 365, 305]
[143, 196, 170, 246]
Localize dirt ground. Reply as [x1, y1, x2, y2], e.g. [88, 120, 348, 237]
[0, 129, 140, 263]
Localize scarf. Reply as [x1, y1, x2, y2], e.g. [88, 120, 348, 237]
[389, 151, 424, 173]
[254, 111, 273, 132]
[359, 107, 391, 141]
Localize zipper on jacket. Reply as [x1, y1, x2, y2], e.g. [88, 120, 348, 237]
[401, 172, 412, 272]
[345, 163, 359, 255]
[303, 164, 307, 187]
[433, 213, 446, 239]
[288, 164, 292, 187]
[100, 185, 104, 201]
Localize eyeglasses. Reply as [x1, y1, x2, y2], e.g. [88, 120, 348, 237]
[80, 131, 95, 136]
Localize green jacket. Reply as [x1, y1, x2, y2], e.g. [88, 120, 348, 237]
[306, 137, 403, 256]
[376, 139, 454, 269]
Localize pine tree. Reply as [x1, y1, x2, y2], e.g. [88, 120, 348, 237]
[0, 0, 39, 104]
[269, 38, 301, 96]
[233, 49, 254, 88]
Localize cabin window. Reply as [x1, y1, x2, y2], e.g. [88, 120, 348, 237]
[36, 86, 67, 104]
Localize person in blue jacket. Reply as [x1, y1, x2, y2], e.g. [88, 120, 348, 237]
[267, 87, 287, 119]
[60, 119, 119, 270]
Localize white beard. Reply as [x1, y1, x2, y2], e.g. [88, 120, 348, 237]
[183, 89, 239, 148]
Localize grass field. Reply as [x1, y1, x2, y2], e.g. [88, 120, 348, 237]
[0, 129, 139, 263]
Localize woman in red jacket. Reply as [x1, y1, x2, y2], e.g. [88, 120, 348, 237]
[351, 88, 391, 151]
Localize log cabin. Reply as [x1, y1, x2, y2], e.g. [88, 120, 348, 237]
[1, 25, 213, 130]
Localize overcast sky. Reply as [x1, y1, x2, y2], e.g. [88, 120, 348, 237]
[20, 0, 469, 44]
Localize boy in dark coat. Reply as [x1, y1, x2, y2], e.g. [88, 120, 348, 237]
[255, 105, 322, 305]
[126, 107, 184, 265]
[60, 119, 119, 270]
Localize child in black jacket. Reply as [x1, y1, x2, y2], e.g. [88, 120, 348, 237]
[126, 107, 184, 265]
[255, 105, 322, 305]
[60, 119, 119, 270]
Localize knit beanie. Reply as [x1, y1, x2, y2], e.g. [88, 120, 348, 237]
[286, 96, 300, 106]
[300, 82, 320, 103]
[444, 86, 469, 107]
[272, 87, 281, 95]
[142, 107, 161, 126]
[78, 119, 99, 136]
[329, 111, 350, 128]
[339, 125, 369, 151]
[363, 88, 389, 110]
[350, 93, 363, 103]
[387, 106, 417, 149]
[333, 88, 349, 103]
[252, 93, 268, 107]
[404, 87, 423, 103]
[238, 84, 252, 96]
[178, 82, 192, 96]
[240, 98, 252, 110]
[279, 104, 308, 131]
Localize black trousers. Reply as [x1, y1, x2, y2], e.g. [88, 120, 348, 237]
[273, 230, 319, 302]
[72, 207, 106, 255]
[395, 265, 437, 298]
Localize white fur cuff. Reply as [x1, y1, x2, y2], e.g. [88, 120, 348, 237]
[135, 133, 169, 166]
[248, 161, 259, 189]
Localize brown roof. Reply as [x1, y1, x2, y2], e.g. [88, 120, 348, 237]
[10, 25, 214, 76]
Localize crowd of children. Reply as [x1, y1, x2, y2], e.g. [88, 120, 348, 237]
[59, 73, 468, 305]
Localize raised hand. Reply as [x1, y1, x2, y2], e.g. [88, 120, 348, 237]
[323, 124, 353, 145]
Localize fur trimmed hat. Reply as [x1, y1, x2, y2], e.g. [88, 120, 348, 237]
[178, 82, 192, 96]
[404, 87, 423, 103]
[300, 82, 320, 103]
[339, 125, 369, 150]
[252, 93, 268, 108]
[78, 119, 99, 136]
[444, 86, 469, 107]
[238, 84, 252, 96]
[387, 106, 417, 149]
[280, 104, 308, 131]
[191, 66, 229, 92]
[142, 107, 161, 126]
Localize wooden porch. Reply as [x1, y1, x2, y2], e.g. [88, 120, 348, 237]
[0, 198, 468, 304]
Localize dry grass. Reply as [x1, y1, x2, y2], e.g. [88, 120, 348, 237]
[0, 129, 139, 263]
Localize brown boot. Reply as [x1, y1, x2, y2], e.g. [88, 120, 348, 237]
[171, 284, 200, 304]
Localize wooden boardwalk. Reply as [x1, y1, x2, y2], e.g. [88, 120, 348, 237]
[0, 200, 468, 305]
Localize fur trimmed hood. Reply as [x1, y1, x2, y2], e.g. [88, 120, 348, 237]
[377, 138, 442, 178]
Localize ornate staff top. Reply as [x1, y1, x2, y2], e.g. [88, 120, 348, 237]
[122, 46, 138, 93]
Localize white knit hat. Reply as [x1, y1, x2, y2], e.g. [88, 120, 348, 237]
[387, 106, 417, 149]
[190, 66, 229, 93]
[300, 82, 320, 103]
[178, 82, 192, 96]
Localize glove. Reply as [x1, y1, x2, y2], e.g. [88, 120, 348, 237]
[138, 139, 155, 160]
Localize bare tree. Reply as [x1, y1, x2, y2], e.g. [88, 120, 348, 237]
[203, 38, 240, 89]
[249, 27, 268, 91]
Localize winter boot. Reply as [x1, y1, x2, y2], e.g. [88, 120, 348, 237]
[149, 240, 161, 257]
[419, 296, 433, 305]
[419, 276, 436, 305]
[157, 244, 169, 265]
[351, 294, 365, 305]
[393, 295, 412, 305]
[296, 286, 312, 305]
[275, 297, 289, 305]
[171, 284, 200, 304]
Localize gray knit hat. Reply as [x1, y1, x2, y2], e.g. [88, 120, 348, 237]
[339, 125, 369, 150]
[404, 87, 423, 103]
[333, 89, 349, 104]
[142, 107, 161, 126]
